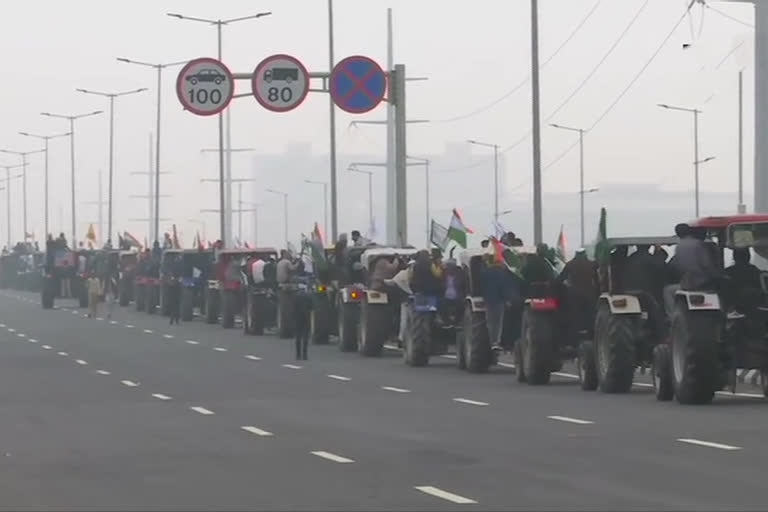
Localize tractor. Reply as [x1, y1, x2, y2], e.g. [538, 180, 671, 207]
[335, 246, 370, 352]
[241, 248, 280, 335]
[179, 248, 214, 321]
[209, 248, 275, 328]
[308, 247, 338, 345]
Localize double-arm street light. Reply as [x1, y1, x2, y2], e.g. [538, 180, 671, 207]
[266, 188, 289, 248]
[18, 131, 70, 239]
[167, 10, 272, 247]
[41, 110, 103, 243]
[0, 165, 23, 247]
[467, 139, 500, 222]
[76, 87, 147, 243]
[658, 103, 704, 216]
[0, 148, 46, 241]
[117, 58, 189, 243]
[305, 179, 329, 239]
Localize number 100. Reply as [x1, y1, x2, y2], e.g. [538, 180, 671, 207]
[188, 88, 222, 104]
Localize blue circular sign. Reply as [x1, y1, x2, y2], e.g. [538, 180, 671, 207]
[330, 56, 387, 114]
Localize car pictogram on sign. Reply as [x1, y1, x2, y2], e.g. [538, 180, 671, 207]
[263, 68, 299, 84]
[185, 69, 227, 86]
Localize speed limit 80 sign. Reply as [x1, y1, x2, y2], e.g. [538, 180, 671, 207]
[176, 57, 234, 116]
[252, 54, 309, 113]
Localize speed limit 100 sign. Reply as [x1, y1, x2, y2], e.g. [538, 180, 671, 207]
[252, 54, 309, 112]
[176, 57, 234, 116]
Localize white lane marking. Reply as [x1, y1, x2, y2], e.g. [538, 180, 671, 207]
[453, 398, 489, 407]
[716, 390, 765, 399]
[57, 351, 69, 357]
[498, 362, 515, 368]
[80, 313, 87, 317]
[28, 338, 38, 343]
[152, 393, 172, 401]
[547, 415, 595, 425]
[17, 333, 25, 338]
[328, 374, 351, 382]
[121, 380, 139, 387]
[383, 344, 400, 351]
[242, 426, 274, 437]
[634, 382, 653, 388]
[190, 406, 215, 416]
[125, 324, 134, 328]
[213, 347, 228, 352]
[186, 340, 199, 345]
[75, 359, 88, 365]
[7, 328, 15, 332]
[310, 451, 354, 464]
[96, 370, 111, 375]
[109, 320, 118, 325]
[282, 364, 303, 370]
[163, 334, 174, 339]
[553, 371, 579, 379]
[244, 355, 262, 361]
[440, 354, 458, 360]
[382, 386, 411, 394]
[143, 329, 153, 334]
[677, 438, 741, 451]
[0, 323, 6, 327]
[415, 486, 478, 505]
[42, 345, 52, 350]
[96, 317, 104, 321]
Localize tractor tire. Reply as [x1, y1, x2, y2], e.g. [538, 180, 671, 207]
[652, 344, 674, 401]
[514, 337, 526, 382]
[404, 307, 430, 367]
[359, 300, 387, 357]
[761, 369, 768, 399]
[577, 340, 598, 391]
[205, 289, 219, 324]
[596, 305, 636, 394]
[221, 290, 235, 329]
[455, 323, 467, 370]
[181, 287, 194, 322]
[146, 286, 158, 315]
[462, 305, 491, 373]
[311, 294, 331, 345]
[135, 284, 145, 312]
[522, 308, 555, 385]
[671, 305, 719, 405]
[338, 301, 359, 352]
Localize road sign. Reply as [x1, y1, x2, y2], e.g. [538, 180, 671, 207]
[330, 56, 387, 114]
[176, 57, 234, 116]
[252, 54, 310, 113]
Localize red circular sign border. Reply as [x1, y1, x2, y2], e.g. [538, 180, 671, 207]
[176, 57, 235, 117]
[251, 54, 310, 113]
[330, 55, 386, 114]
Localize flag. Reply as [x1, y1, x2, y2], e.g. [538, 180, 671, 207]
[430, 220, 449, 251]
[489, 236, 523, 276]
[312, 222, 324, 247]
[123, 231, 141, 249]
[171, 224, 181, 249]
[86, 224, 96, 242]
[593, 207, 609, 264]
[491, 220, 506, 239]
[447, 209, 473, 248]
[556, 224, 568, 262]
[308, 223, 327, 274]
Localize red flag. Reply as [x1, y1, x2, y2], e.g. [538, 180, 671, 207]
[556, 224, 568, 261]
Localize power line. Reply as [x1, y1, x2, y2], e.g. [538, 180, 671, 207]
[432, 0, 603, 123]
[705, 3, 754, 28]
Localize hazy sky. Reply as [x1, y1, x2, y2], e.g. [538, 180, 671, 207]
[0, 0, 757, 247]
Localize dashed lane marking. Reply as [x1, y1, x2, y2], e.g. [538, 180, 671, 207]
[415, 486, 478, 505]
[57, 351, 69, 357]
[96, 317, 104, 321]
[96, 370, 111, 375]
[553, 371, 579, 379]
[17, 333, 25, 338]
[453, 398, 489, 407]
[440, 354, 457, 360]
[213, 347, 228, 352]
[190, 406, 215, 416]
[125, 324, 134, 328]
[143, 329, 153, 334]
[7, 328, 15, 332]
[152, 394, 172, 401]
[42, 345, 52, 350]
[186, 340, 199, 345]
[28, 338, 37, 343]
[547, 415, 595, 425]
[310, 451, 354, 464]
[121, 380, 139, 387]
[163, 334, 174, 339]
[328, 374, 351, 382]
[382, 386, 411, 394]
[282, 364, 303, 370]
[75, 360, 88, 365]
[498, 362, 515, 369]
[109, 320, 118, 325]
[677, 438, 741, 451]
[384, 344, 400, 351]
[242, 426, 274, 437]
[244, 355, 262, 361]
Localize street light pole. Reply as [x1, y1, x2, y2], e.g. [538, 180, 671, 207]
[549, 123, 589, 245]
[76, 87, 147, 243]
[0, 148, 46, 241]
[305, 179, 329, 237]
[41, 110, 103, 243]
[0, 166, 22, 247]
[18, 131, 70, 239]
[531, 0, 543, 244]
[739, 69, 745, 213]
[658, 103, 704, 216]
[166, 11, 272, 247]
[467, 140, 500, 222]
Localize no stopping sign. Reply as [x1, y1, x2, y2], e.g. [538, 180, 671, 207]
[252, 54, 309, 113]
[176, 57, 234, 116]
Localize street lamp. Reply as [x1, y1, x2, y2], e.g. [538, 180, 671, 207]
[467, 139, 500, 222]
[76, 87, 147, 243]
[0, 148, 46, 241]
[658, 103, 704, 217]
[18, 131, 70, 239]
[694, 156, 717, 214]
[117, 58, 189, 242]
[266, 188, 289, 248]
[0, 165, 23, 248]
[305, 179, 329, 239]
[549, 123, 590, 246]
[408, 156, 431, 248]
[41, 109, 103, 243]
[167, 10, 272, 248]
[348, 165, 374, 232]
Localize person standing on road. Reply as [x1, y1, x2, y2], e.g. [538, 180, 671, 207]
[87, 274, 102, 318]
[293, 289, 312, 360]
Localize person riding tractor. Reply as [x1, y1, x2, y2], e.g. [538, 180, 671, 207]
[241, 248, 280, 335]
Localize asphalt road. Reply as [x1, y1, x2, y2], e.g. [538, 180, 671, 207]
[2, 289, 768, 511]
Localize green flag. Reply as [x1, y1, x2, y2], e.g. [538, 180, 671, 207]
[593, 207, 609, 264]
